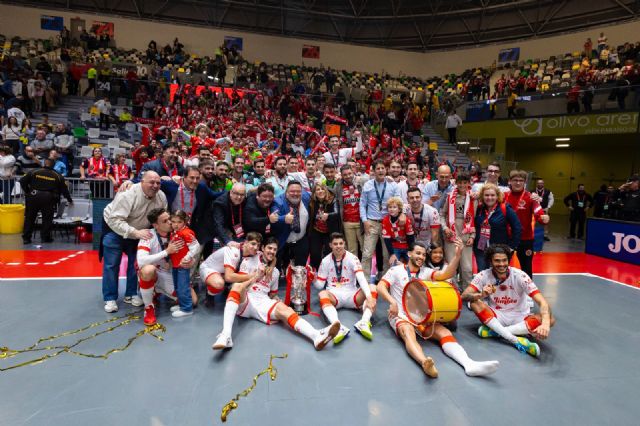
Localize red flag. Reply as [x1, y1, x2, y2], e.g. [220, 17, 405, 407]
[141, 125, 151, 147]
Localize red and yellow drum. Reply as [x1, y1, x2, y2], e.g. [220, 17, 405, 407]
[402, 279, 462, 325]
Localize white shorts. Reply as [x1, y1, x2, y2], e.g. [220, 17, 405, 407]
[388, 312, 412, 335]
[156, 270, 176, 300]
[199, 264, 223, 285]
[327, 287, 362, 310]
[492, 307, 530, 327]
[237, 294, 280, 324]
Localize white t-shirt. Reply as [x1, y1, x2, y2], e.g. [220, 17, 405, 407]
[404, 204, 441, 246]
[0, 154, 16, 178]
[323, 148, 354, 167]
[316, 251, 363, 292]
[247, 265, 280, 298]
[286, 203, 309, 243]
[468, 267, 539, 317]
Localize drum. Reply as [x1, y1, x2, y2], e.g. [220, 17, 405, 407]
[402, 279, 461, 325]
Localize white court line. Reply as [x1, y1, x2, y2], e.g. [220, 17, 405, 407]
[25, 262, 39, 266]
[583, 272, 640, 291]
[6, 262, 21, 266]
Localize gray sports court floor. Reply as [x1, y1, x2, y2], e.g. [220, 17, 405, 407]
[1, 274, 638, 426]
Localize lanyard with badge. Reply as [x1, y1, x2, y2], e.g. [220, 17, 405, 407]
[576, 193, 585, 208]
[162, 159, 177, 177]
[478, 205, 497, 250]
[374, 181, 387, 211]
[413, 207, 424, 233]
[332, 254, 344, 287]
[231, 204, 244, 238]
[406, 265, 419, 280]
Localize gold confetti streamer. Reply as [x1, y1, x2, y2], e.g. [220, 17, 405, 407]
[220, 353, 288, 423]
[0, 311, 165, 372]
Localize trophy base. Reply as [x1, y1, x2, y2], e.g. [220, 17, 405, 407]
[291, 301, 308, 316]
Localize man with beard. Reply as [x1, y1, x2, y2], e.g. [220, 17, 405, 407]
[377, 241, 499, 378]
[406, 186, 440, 247]
[245, 158, 266, 191]
[422, 164, 455, 211]
[243, 182, 279, 238]
[267, 156, 293, 197]
[563, 183, 593, 239]
[398, 162, 424, 203]
[322, 133, 363, 167]
[388, 161, 404, 184]
[210, 160, 232, 191]
[462, 244, 555, 358]
[138, 142, 184, 179]
[272, 181, 311, 268]
[289, 157, 319, 193]
[212, 237, 339, 351]
[335, 165, 364, 256]
[532, 179, 554, 240]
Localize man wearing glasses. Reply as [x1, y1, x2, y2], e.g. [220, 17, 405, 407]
[471, 161, 510, 196]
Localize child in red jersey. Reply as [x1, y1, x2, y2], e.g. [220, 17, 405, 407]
[169, 210, 200, 318]
[382, 197, 415, 266]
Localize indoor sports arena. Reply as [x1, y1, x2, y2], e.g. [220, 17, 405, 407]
[1, 1, 640, 425]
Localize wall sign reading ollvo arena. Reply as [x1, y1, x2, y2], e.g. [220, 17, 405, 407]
[463, 112, 639, 139]
[513, 112, 639, 136]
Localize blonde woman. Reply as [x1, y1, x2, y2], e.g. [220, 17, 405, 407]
[308, 183, 340, 269]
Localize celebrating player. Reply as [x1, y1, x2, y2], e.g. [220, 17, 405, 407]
[377, 241, 500, 378]
[315, 233, 379, 343]
[212, 237, 340, 351]
[461, 244, 555, 357]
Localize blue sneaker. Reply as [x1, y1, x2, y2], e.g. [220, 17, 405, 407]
[477, 325, 499, 338]
[515, 337, 540, 357]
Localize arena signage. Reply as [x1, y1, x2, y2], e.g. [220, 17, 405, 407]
[585, 218, 640, 266]
[110, 62, 150, 78]
[512, 113, 639, 136]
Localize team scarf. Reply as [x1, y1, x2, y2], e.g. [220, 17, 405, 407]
[323, 112, 348, 125]
[88, 157, 107, 176]
[447, 186, 475, 239]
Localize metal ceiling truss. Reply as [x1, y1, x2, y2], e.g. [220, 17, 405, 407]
[2, 0, 639, 51]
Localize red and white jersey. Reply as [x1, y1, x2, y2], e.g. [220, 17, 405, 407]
[404, 204, 440, 246]
[380, 264, 437, 308]
[469, 267, 539, 316]
[137, 230, 172, 272]
[248, 266, 280, 298]
[200, 246, 258, 275]
[316, 251, 363, 291]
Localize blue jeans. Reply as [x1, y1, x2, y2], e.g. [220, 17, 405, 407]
[392, 248, 409, 264]
[1, 178, 14, 204]
[102, 231, 138, 301]
[172, 267, 193, 312]
[474, 248, 488, 272]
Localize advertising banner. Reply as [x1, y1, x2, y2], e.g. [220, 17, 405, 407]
[585, 218, 640, 266]
[41, 15, 64, 31]
[91, 21, 114, 37]
[224, 36, 243, 51]
[302, 45, 320, 59]
[498, 47, 520, 64]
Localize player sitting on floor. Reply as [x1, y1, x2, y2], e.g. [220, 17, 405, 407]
[315, 232, 378, 344]
[377, 240, 500, 378]
[199, 232, 264, 298]
[461, 244, 555, 358]
[212, 237, 340, 351]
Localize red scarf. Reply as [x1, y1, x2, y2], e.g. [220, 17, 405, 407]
[447, 187, 475, 240]
[88, 157, 106, 177]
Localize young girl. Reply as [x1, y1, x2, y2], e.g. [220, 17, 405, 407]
[169, 210, 200, 318]
[427, 241, 459, 331]
[382, 197, 414, 266]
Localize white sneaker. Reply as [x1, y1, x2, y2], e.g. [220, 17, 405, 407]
[212, 333, 233, 350]
[170, 305, 181, 312]
[104, 300, 118, 313]
[124, 295, 143, 307]
[354, 320, 373, 340]
[314, 322, 340, 350]
[333, 324, 350, 345]
[171, 309, 193, 318]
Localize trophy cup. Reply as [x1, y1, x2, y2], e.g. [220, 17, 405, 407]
[285, 264, 313, 315]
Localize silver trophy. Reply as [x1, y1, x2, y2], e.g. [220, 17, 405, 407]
[288, 265, 308, 315]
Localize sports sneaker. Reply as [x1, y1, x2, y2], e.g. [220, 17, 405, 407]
[104, 300, 118, 313]
[171, 309, 193, 318]
[477, 325, 499, 338]
[354, 320, 373, 340]
[170, 305, 181, 312]
[143, 305, 156, 326]
[212, 333, 233, 350]
[314, 322, 340, 350]
[421, 357, 439, 378]
[515, 337, 541, 357]
[124, 295, 143, 307]
[333, 324, 350, 345]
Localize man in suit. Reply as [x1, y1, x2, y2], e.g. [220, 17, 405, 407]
[272, 180, 311, 269]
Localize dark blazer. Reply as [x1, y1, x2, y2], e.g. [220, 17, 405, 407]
[210, 192, 246, 245]
[243, 192, 274, 238]
[160, 179, 222, 212]
[271, 191, 311, 248]
[136, 158, 185, 180]
[473, 202, 522, 251]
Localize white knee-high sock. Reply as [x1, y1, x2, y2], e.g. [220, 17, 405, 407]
[506, 321, 530, 336]
[221, 301, 239, 336]
[139, 278, 155, 307]
[442, 341, 500, 377]
[361, 307, 373, 323]
[291, 316, 318, 341]
[321, 303, 340, 324]
[486, 318, 519, 344]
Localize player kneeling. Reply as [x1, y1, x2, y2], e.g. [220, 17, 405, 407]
[315, 233, 378, 344]
[461, 244, 555, 358]
[377, 241, 499, 378]
[212, 237, 340, 351]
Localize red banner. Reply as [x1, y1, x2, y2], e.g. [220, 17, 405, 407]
[133, 117, 171, 126]
[323, 112, 348, 125]
[296, 124, 318, 134]
[169, 84, 250, 103]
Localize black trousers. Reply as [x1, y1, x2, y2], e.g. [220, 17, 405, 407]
[83, 79, 96, 97]
[569, 210, 587, 238]
[308, 230, 330, 270]
[516, 239, 534, 278]
[99, 113, 110, 130]
[278, 234, 310, 271]
[23, 190, 56, 241]
[447, 127, 457, 144]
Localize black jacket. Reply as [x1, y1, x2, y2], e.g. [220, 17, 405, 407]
[243, 192, 273, 238]
[211, 192, 246, 245]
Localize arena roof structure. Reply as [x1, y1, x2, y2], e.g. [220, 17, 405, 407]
[8, 0, 640, 51]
